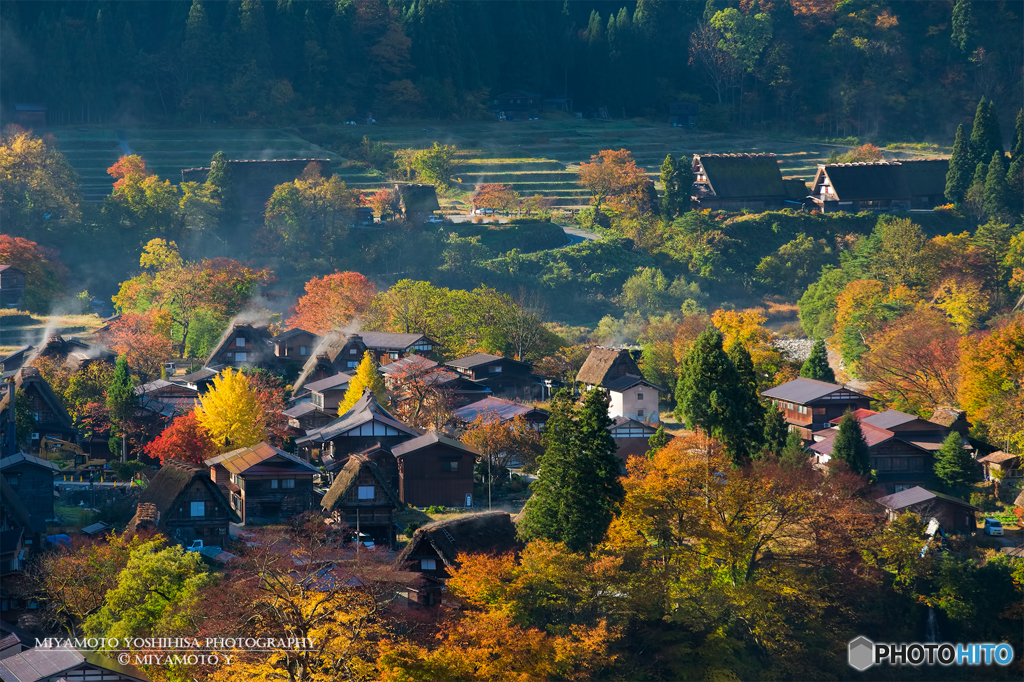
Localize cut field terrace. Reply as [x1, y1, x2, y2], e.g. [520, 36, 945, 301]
[50, 116, 945, 210]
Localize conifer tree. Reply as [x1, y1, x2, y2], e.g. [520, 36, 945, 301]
[518, 389, 624, 551]
[945, 124, 972, 204]
[1007, 156, 1024, 213]
[761, 404, 789, 459]
[972, 161, 988, 187]
[970, 97, 1003, 165]
[779, 429, 808, 468]
[647, 424, 670, 455]
[983, 151, 1011, 219]
[106, 355, 136, 460]
[659, 154, 678, 218]
[728, 343, 764, 459]
[799, 339, 835, 383]
[830, 412, 870, 476]
[933, 432, 974, 489]
[1012, 109, 1023, 160]
[337, 352, 388, 415]
[206, 151, 231, 192]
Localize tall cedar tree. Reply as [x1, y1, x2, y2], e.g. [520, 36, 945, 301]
[933, 431, 974, 489]
[761, 404, 789, 459]
[518, 389, 624, 552]
[830, 412, 870, 476]
[800, 339, 836, 383]
[727, 343, 764, 460]
[659, 154, 679, 218]
[675, 326, 749, 464]
[1012, 109, 1024, 160]
[970, 97, 1003, 166]
[106, 355, 136, 456]
[983, 151, 1012, 219]
[946, 124, 972, 204]
[336, 351, 387, 415]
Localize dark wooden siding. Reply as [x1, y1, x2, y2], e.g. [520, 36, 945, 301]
[398, 443, 476, 508]
[163, 480, 232, 543]
[2, 463, 54, 522]
[240, 473, 316, 525]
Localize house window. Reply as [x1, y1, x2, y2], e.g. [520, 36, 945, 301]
[347, 361, 358, 368]
[236, 337, 245, 347]
[350, 348, 358, 355]
[636, 409, 644, 418]
[442, 461, 459, 472]
[637, 392, 644, 401]
[489, 365, 502, 373]
[300, 346, 308, 356]
[389, 352, 399, 360]
[358, 486, 374, 499]
[190, 501, 205, 517]
[219, 528, 226, 535]
[4, 474, 18, 487]
[282, 479, 295, 489]
[270, 479, 279, 489]
[235, 352, 247, 362]
[894, 484, 912, 492]
[312, 393, 323, 408]
[420, 559, 436, 570]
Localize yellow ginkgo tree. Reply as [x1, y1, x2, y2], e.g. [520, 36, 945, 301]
[337, 351, 388, 415]
[195, 368, 266, 451]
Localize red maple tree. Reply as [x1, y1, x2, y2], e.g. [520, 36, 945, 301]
[143, 412, 218, 465]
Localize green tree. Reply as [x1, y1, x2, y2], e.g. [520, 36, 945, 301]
[206, 151, 232, 198]
[970, 97, 1003, 167]
[674, 326, 750, 464]
[829, 412, 869, 476]
[518, 389, 624, 552]
[1012, 109, 1023, 160]
[933, 432, 974, 489]
[105, 355, 136, 460]
[799, 339, 835, 383]
[798, 265, 855, 340]
[950, 0, 972, 52]
[647, 424, 671, 455]
[0, 129, 82, 240]
[761, 401, 789, 459]
[413, 142, 458, 190]
[755, 234, 834, 296]
[945, 124, 973, 205]
[779, 429, 807, 468]
[983, 150, 1011, 219]
[82, 540, 212, 644]
[659, 154, 692, 217]
[728, 342, 764, 459]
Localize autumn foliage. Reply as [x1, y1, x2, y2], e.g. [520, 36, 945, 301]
[288, 271, 376, 335]
[104, 311, 174, 382]
[195, 368, 267, 451]
[578, 149, 654, 216]
[143, 412, 218, 465]
[0, 235, 68, 311]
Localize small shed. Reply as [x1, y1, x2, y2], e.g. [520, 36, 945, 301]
[0, 266, 26, 310]
[669, 100, 699, 127]
[977, 451, 1022, 482]
[12, 103, 46, 129]
[875, 486, 978, 534]
[395, 184, 440, 224]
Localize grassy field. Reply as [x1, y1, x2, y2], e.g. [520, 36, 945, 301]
[0, 310, 107, 355]
[50, 114, 949, 210]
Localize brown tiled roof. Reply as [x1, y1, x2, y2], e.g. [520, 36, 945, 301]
[204, 442, 319, 475]
[876, 486, 979, 512]
[978, 451, 1019, 465]
[390, 431, 482, 459]
[397, 511, 519, 568]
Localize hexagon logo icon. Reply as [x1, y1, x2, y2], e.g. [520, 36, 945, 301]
[848, 636, 874, 671]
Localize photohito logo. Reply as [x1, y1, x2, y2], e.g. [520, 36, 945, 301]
[847, 637, 1014, 670]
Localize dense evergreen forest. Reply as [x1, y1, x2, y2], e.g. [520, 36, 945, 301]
[2, 0, 1021, 138]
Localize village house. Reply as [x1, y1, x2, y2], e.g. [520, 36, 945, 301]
[691, 153, 790, 211]
[320, 453, 403, 548]
[130, 460, 237, 545]
[810, 408, 963, 493]
[576, 347, 662, 424]
[875, 486, 979, 535]
[0, 453, 58, 525]
[11, 103, 47, 130]
[305, 373, 352, 415]
[899, 158, 950, 209]
[206, 323, 276, 369]
[0, 266, 26, 310]
[0, 643, 151, 681]
[0, 367, 77, 449]
[179, 366, 219, 393]
[134, 379, 200, 411]
[298, 391, 422, 470]
[977, 451, 1022, 482]
[452, 396, 549, 429]
[808, 162, 912, 212]
[292, 332, 438, 395]
[382, 355, 491, 406]
[0, 477, 44, 575]
[282, 402, 335, 435]
[395, 184, 441, 223]
[609, 417, 662, 464]
[272, 328, 320, 359]
[445, 353, 545, 401]
[0, 334, 116, 374]
[668, 100, 699, 127]
[391, 432, 480, 509]
[761, 377, 873, 439]
[491, 90, 541, 120]
[398, 511, 519, 593]
[204, 443, 319, 526]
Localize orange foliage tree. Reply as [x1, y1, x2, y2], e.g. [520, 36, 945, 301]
[104, 311, 174, 382]
[472, 183, 519, 213]
[0, 235, 68, 312]
[461, 412, 544, 474]
[287, 271, 376, 335]
[365, 187, 400, 221]
[578, 148, 654, 216]
[958, 314, 1024, 452]
[142, 412, 218, 465]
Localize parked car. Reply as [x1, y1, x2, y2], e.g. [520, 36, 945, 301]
[983, 518, 1004, 536]
[426, 215, 444, 224]
[186, 539, 205, 551]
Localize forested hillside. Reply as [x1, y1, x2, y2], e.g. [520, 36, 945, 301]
[2, 0, 1021, 138]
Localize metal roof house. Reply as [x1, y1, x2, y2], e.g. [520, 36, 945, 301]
[761, 377, 872, 439]
[875, 486, 979, 534]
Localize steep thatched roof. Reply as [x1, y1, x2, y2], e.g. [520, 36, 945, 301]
[205, 324, 275, 366]
[819, 162, 911, 201]
[782, 178, 809, 200]
[899, 158, 949, 197]
[398, 511, 519, 568]
[320, 454, 401, 512]
[135, 460, 238, 529]
[695, 153, 786, 199]
[395, 184, 440, 213]
[575, 347, 641, 386]
[0, 366, 74, 428]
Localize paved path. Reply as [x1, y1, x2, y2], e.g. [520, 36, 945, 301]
[561, 225, 601, 246]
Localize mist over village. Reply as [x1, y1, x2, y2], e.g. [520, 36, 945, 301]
[0, 0, 1022, 680]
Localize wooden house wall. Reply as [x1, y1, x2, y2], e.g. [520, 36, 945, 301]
[905, 500, 975, 534]
[162, 480, 232, 543]
[870, 440, 933, 493]
[276, 332, 318, 358]
[330, 469, 396, 544]
[2, 463, 54, 522]
[402, 541, 448, 579]
[398, 443, 475, 508]
[239, 473, 315, 525]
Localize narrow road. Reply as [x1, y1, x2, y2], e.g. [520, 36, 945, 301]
[561, 225, 601, 246]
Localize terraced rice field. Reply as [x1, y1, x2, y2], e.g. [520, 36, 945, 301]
[50, 115, 943, 210]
